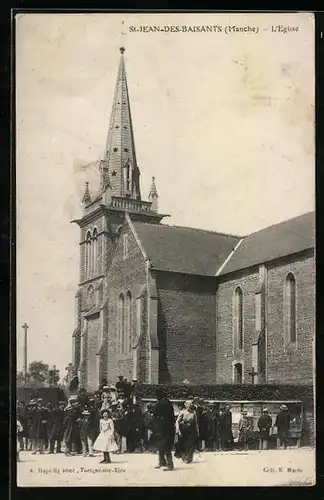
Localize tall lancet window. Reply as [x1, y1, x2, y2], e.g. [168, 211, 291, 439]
[284, 273, 297, 344]
[233, 287, 244, 350]
[234, 362, 243, 384]
[125, 291, 132, 353]
[92, 228, 98, 275]
[85, 231, 91, 277]
[118, 293, 125, 354]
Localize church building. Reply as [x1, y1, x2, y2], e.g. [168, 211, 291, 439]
[71, 48, 315, 392]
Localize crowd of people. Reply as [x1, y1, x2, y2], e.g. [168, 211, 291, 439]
[16, 376, 292, 469]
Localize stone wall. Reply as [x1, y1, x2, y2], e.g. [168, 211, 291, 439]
[216, 250, 315, 385]
[156, 271, 216, 384]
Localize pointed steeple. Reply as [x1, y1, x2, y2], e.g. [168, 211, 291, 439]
[148, 176, 158, 213]
[82, 182, 92, 205]
[100, 47, 141, 201]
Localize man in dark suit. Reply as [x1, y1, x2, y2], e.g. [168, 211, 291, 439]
[275, 405, 290, 449]
[152, 388, 175, 471]
[48, 401, 65, 453]
[116, 375, 126, 395]
[220, 404, 234, 450]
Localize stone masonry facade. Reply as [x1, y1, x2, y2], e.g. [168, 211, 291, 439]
[216, 249, 315, 385]
[73, 230, 315, 390]
[106, 223, 147, 384]
[266, 251, 315, 384]
[156, 272, 216, 385]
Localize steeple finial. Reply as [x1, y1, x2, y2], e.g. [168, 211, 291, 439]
[82, 182, 92, 205]
[120, 46, 125, 54]
[149, 176, 158, 212]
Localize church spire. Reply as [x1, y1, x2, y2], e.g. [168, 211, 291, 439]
[148, 176, 158, 213]
[100, 47, 141, 201]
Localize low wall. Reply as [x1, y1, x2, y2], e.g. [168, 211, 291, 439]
[16, 385, 67, 404]
[135, 383, 315, 446]
[134, 383, 314, 403]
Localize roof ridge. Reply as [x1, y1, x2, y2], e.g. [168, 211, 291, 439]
[133, 221, 243, 239]
[245, 211, 315, 238]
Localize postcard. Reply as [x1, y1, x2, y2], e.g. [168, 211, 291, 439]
[16, 12, 315, 487]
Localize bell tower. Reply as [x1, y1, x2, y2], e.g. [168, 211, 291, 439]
[71, 47, 169, 391]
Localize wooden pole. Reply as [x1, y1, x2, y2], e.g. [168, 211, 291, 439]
[22, 322, 29, 378]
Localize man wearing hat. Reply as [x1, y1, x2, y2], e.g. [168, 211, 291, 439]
[151, 388, 175, 471]
[100, 387, 111, 412]
[35, 398, 47, 454]
[49, 401, 66, 454]
[275, 405, 291, 449]
[219, 404, 234, 451]
[88, 397, 100, 444]
[63, 395, 79, 455]
[130, 380, 140, 406]
[27, 399, 37, 453]
[109, 386, 118, 404]
[143, 403, 154, 452]
[93, 392, 102, 412]
[110, 401, 123, 453]
[116, 375, 126, 396]
[77, 388, 89, 408]
[78, 408, 93, 457]
[257, 408, 273, 450]
[123, 378, 133, 400]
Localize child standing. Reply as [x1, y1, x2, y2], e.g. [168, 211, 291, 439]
[93, 410, 118, 463]
[238, 410, 252, 450]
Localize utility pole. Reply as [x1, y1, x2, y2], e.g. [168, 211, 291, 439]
[22, 322, 29, 378]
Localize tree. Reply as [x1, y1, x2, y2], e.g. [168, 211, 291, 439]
[28, 361, 49, 384]
[48, 368, 60, 386]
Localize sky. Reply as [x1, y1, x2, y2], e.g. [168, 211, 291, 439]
[16, 12, 315, 377]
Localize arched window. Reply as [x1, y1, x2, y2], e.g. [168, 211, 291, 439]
[233, 287, 243, 350]
[92, 228, 98, 275]
[118, 293, 125, 354]
[125, 291, 132, 353]
[284, 273, 296, 344]
[85, 231, 91, 276]
[234, 362, 243, 384]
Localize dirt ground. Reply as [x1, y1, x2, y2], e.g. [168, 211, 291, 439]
[17, 447, 315, 487]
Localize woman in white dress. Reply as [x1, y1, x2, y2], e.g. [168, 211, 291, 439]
[93, 410, 118, 463]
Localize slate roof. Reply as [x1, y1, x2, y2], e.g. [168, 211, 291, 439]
[132, 222, 241, 277]
[219, 211, 315, 276]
